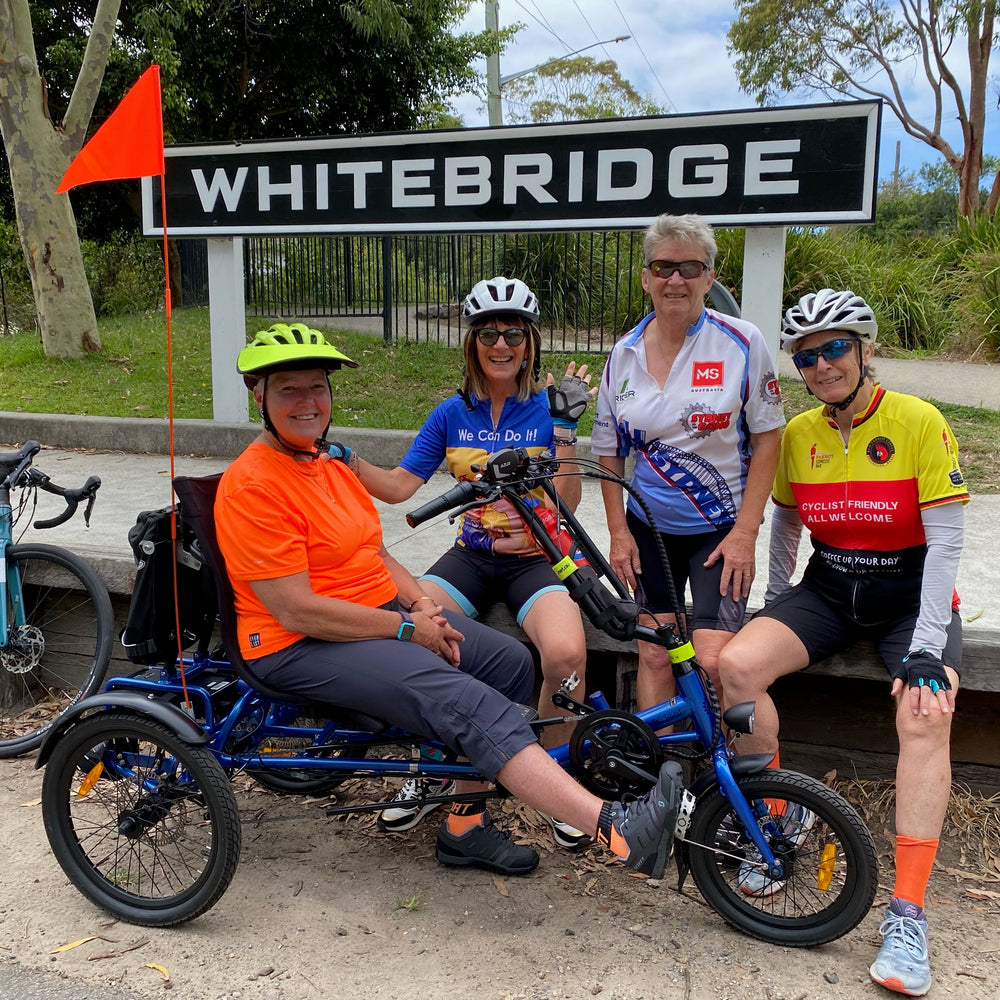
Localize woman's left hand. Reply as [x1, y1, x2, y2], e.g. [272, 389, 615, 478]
[704, 526, 757, 599]
[546, 362, 598, 424]
[412, 603, 462, 666]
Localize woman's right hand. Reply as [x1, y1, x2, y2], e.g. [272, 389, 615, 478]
[608, 526, 642, 593]
[411, 605, 463, 667]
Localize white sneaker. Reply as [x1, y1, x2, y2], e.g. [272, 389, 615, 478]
[378, 777, 455, 832]
[738, 802, 816, 897]
[536, 812, 590, 849]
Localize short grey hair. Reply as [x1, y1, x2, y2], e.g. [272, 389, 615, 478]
[643, 214, 717, 269]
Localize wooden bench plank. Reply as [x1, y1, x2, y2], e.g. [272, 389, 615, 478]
[478, 604, 999, 693]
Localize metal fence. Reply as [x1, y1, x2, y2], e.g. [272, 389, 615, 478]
[180, 232, 739, 354]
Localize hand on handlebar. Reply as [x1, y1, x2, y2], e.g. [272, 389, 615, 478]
[410, 607, 463, 667]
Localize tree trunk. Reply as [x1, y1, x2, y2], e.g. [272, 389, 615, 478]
[0, 15, 100, 358]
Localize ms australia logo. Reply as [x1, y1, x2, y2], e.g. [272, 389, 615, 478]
[692, 360, 724, 389]
[615, 377, 636, 403]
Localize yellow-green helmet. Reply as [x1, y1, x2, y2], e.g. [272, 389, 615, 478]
[238, 323, 357, 388]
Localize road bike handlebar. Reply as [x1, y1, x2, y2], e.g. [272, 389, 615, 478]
[29, 470, 103, 529]
[0, 440, 102, 528]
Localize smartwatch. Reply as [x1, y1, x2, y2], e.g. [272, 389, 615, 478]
[396, 611, 415, 642]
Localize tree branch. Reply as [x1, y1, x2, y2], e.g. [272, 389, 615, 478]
[62, 0, 124, 147]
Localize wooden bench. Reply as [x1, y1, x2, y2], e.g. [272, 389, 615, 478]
[478, 603, 1000, 794]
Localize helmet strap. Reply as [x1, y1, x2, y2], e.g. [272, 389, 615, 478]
[258, 374, 332, 461]
[828, 341, 870, 415]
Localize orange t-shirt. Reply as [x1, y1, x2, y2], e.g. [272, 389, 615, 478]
[215, 443, 397, 658]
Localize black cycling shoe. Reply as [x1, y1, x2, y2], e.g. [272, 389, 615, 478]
[436, 812, 540, 876]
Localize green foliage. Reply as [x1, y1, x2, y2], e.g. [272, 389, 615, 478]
[503, 55, 665, 124]
[0, 308, 606, 433]
[80, 234, 163, 318]
[0, 221, 36, 335]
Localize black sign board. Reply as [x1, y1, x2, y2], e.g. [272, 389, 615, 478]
[141, 101, 880, 236]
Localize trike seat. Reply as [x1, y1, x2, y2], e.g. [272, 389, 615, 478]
[171, 473, 387, 735]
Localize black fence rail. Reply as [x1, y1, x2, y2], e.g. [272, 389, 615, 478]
[179, 232, 739, 353]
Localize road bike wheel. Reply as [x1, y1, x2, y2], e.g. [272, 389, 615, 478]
[0, 544, 113, 757]
[248, 714, 364, 795]
[41, 711, 241, 927]
[686, 769, 877, 947]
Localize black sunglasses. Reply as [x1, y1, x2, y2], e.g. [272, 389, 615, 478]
[475, 327, 528, 347]
[646, 259, 709, 279]
[792, 337, 857, 370]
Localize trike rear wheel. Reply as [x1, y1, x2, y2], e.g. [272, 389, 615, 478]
[41, 711, 241, 927]
[686, 769, 877, 946]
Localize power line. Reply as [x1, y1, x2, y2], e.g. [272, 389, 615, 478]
[571, 0, 617, 62]
[610, 0, 676, 111]
[511, 0, 570, 50]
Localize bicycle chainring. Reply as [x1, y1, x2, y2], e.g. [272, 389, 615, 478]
[568, 709, 663, 798]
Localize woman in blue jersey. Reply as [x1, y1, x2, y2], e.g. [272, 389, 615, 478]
[591, 214, 784, 710]
[350, 276, 595, 848]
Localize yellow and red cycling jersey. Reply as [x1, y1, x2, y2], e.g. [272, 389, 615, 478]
[773, 385, 969, 560]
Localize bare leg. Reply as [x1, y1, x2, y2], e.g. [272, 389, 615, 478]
[521, 590, 587, 748]
[635, 612, 680, 710]
[716, 617, 811, 755]
[495, 742, 603, 837]
[893, 669, 959, 840]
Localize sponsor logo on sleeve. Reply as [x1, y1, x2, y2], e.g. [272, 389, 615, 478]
[759, 371, 782, 405]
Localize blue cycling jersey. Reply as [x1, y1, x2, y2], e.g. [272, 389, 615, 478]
[401, 392, 555, 555]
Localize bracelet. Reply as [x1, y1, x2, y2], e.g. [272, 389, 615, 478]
[554, 435, 578, 447]
[409, 595, 435, 611]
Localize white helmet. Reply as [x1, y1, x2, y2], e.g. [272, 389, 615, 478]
[781, 289, 878, 353]
[462, 276, 540, 325]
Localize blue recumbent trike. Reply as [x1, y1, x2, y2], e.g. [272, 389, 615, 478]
[35, 448, 878, 944]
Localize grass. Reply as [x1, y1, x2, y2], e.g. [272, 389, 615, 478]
[0, 307, 996, 491]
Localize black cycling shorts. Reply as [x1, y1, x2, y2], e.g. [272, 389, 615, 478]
[755, 582, 963, 676]
[421, 545, 566, 626]
[626, 510, 747, 633]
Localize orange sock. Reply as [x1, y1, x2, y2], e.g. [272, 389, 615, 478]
[764, 752, 784, 815]
[893, 836, 939, 909]
[446, 808, 485, 836]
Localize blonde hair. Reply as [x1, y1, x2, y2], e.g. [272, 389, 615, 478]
[461, 317, 542, 403]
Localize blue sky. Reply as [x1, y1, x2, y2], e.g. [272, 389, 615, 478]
[453, 1, 999, 187]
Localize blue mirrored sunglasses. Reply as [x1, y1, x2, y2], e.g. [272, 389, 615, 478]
[792, 337, 856, 370]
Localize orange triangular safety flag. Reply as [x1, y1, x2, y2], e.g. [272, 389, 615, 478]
[56, 65, 164, 193]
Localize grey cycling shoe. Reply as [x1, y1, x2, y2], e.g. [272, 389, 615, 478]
[597, 760, 683, 878]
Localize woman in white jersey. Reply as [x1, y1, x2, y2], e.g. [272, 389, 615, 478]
[591, 213, 783, 708]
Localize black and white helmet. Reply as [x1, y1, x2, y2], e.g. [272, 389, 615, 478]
[781, 289, 878, 353]
[462, 276, 540, 325]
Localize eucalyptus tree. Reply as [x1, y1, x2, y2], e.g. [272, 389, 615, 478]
[1, 0, 506, 357]
[728, 0, 998, 218]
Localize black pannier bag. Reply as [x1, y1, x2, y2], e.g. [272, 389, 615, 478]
[120, 505, 219, 664]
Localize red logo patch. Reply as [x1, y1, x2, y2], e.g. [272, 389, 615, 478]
[692, 361, 724, 387]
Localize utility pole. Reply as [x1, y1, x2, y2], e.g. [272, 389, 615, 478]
[486, 0, 502, 126]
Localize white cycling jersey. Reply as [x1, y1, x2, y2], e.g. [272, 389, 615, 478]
[591, 308, 784, 534]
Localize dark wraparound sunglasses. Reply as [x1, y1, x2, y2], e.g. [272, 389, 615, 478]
[646, 259, 709, 279]
[475, 327, 528, 346]
[792, 337, 857, 370]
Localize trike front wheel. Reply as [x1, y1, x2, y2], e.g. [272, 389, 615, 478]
[686, 769, 877, 946]
[41, 711, 241, 927]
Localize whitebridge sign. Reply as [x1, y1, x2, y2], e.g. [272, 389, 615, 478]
[141, 101, 880, 236]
